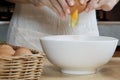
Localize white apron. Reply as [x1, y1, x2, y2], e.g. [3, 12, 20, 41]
[7, 4, 99, 51]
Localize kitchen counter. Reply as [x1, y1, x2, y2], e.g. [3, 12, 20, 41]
[0, 21, 9, 25]
[98, 21, 120, 25]
[41, 58, 120, 80]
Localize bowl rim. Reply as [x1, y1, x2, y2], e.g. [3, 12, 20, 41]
[40, 35, 119, 42]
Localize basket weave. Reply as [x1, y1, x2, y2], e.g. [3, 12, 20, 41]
[0, 43, 44, 80]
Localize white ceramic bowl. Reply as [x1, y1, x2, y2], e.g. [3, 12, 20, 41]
[40, 35, 118, 75]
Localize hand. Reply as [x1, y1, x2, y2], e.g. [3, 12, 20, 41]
[79, 0, 89, 4]
[29, 0, 75, 19]
[83, 0, 119, 12]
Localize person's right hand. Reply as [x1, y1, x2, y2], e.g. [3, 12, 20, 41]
[29, 0, 75, 19]
[79, 0, 119, 12]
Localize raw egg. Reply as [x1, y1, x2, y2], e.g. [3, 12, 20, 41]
[14, 47, 32, 56]
[70, 0, 87, 28]
[70, 0, 87, 14]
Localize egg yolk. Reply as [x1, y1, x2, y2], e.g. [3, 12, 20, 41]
[70, 9, 79, 28]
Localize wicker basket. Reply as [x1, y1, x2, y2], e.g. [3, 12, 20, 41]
[0, 43, 44, 80]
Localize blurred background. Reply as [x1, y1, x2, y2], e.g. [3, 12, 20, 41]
[0, 1, 120, 21]
[0, 0, 14, 21]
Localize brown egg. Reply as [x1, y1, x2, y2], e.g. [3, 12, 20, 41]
[70, 0, 87, 14]
[0, 44, 15, 57]
[14, 47, 32, 56]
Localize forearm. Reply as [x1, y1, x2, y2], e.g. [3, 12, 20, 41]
[6, 0, 42, 6]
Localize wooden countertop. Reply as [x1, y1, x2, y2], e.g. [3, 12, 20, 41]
[113, 51, 120, 57]
[41, 58, 120, 80]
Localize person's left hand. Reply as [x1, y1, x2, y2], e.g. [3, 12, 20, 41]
[79, 0, 119, 12]
[30, 0, 75, 19]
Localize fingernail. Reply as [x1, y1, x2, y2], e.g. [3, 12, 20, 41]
[61, 16, 65, 20]
[61, 14, 66, 20]
[60, 14, 65, 20]
[85, 8, 89, 13]
[69, 0, 74, 6]
[67, 9, 70, 14]
[80, 0, 85, 4]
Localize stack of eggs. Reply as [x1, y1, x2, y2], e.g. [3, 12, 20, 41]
[0, 44, 32, 58]
[0, 43, 44, 80]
